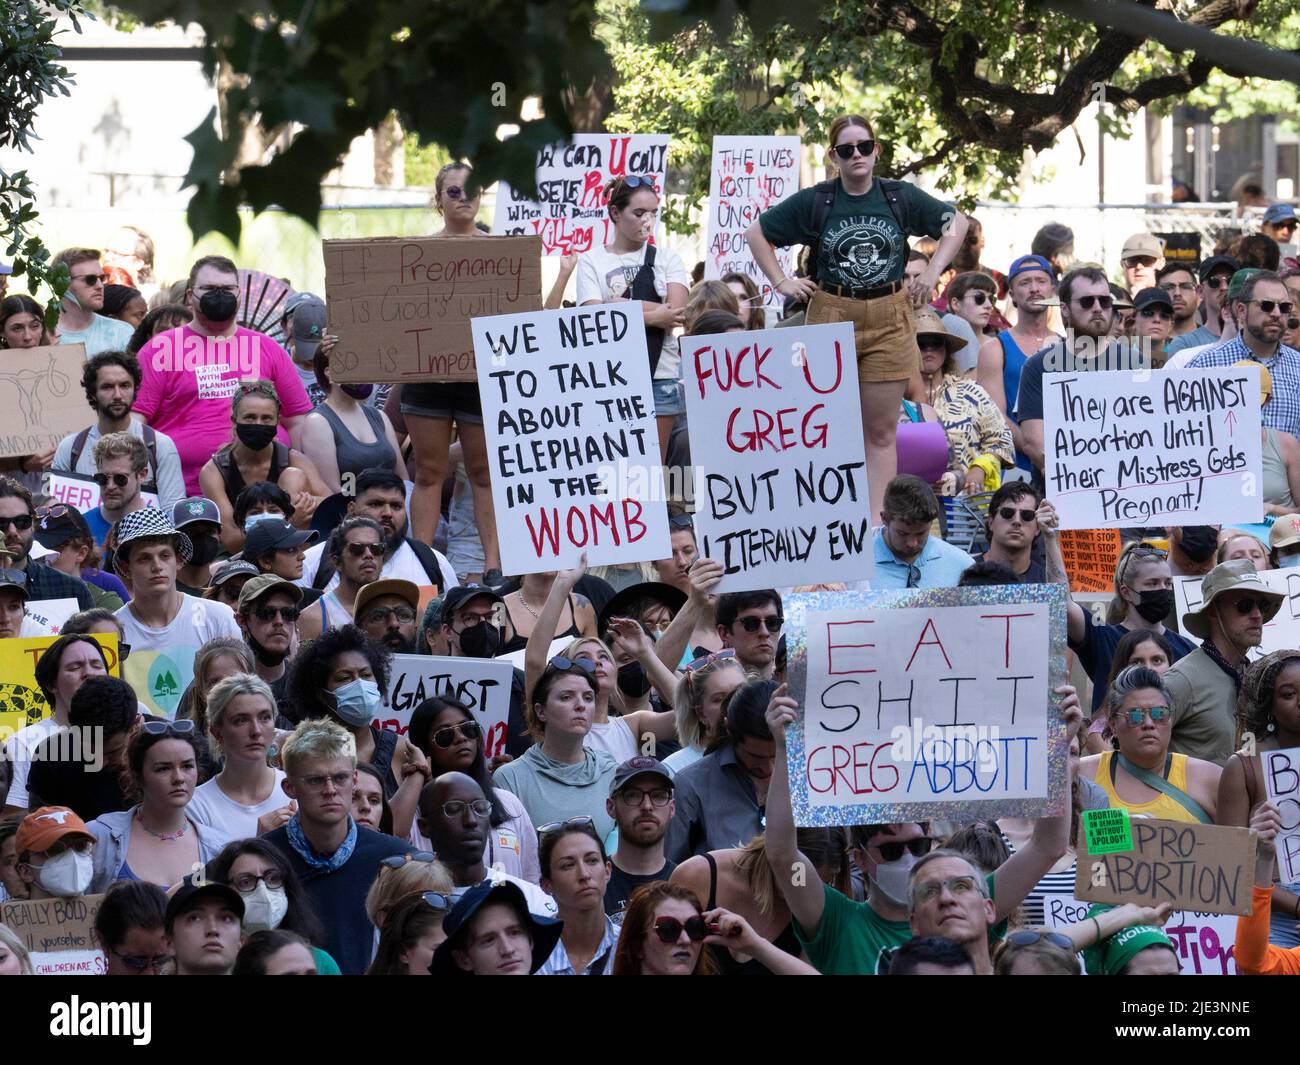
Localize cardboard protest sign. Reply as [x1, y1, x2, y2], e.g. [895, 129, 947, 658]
[1263, 746, 1300, 882]
[1044, 366, 1262, 529]
[46, 470, 158, 513]
[704, 136, 801, 312]
[472, 303, 670, 575]
[1075, 814, 1256, 916]
[0, 634, 120, 742]
[681, 323, 872, 591]
[0, 894, 106, 976]
[1040, 892, 1237, 975]
[782, 585, 1069, 826]
[324, 235, 542, 383]
[1058, 528, 1122, 593]
[0, 344, 87, 460]
[380, 654, 516, 760]
[1173, 565, 1300, 662]
[493, 134, 670, 255]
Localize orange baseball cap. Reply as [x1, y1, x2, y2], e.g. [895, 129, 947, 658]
[15, 806, 94, 856]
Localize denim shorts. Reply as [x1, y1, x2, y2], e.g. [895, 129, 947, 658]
[652, 378, 684, 417]
[400, 382, 484, 425]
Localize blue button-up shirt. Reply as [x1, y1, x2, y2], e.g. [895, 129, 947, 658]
[1188, 337, 1300, 435]
[871, 526, 975, 589]
[536, 914, 620, 975]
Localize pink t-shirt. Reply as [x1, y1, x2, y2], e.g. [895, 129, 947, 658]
[134, 325, 313, 494]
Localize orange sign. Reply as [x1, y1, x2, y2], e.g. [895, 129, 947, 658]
[1059, 528, 1122, 593]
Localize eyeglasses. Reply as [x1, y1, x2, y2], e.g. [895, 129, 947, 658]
[297, 771, 354, 791]
[832, 140, 876, 160]
[441, 799, 493, 818]
[538, 815, 595, 835]
[228, 870, 285, 894]
[653, 914, 709, 943]
[35, 504, 69, 521]
[0, 514, 33, 531]
[684, 648, 737, 672]
[379, 851, 439, 870]
[109, 949, 174, 973]
[912, 875, 982, 903]
[1202, 275, 1231, 290]
[1248, 299, 1294, 315]
[344, 542, 383, 558]
[1138, 307, 1173, 320]
[871, 837, 934, 863]
[1123, 256, 1158, 269]
[996, 506, 1037, 523]
[617, 786, 673, 807]
[362, 606, 416, 625]
[252, 605, 300, 622]
[548, 655, 596, 674]
[1229, 596, 1269, 616]
[93, 473, 131, 488]
[1159, 281, 1197, 293]
[1123, 706, 1170, 726]
[73, 273, 108, 287]
[735, 615, 782, 633]
[140, 719, 197, 737]
[1075, 295, 1113, 310]
[432, 720, 482, 748]
[1006, 930, 1074, 951]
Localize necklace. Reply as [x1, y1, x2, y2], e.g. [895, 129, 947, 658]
[923, 374, 944, 407]
[135, 809, 189, 842]
[518, 591, 542, 619]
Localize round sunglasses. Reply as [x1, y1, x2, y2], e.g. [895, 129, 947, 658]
[653, 914, 709, 944]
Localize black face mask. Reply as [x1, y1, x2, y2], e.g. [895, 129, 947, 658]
[188, 533, 221, 567]
[1134, 588, 1175, 624]
[197, 289, 238, 323]
[617, 661, 650, 698]
[458, 622, 502, 659]
[1178, 526, 1219, 563]
[236, 423, 278, 451]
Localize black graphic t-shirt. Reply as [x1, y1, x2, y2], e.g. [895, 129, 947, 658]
[759, 177, 952, 289]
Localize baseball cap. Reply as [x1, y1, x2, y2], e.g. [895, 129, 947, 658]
[34, 505, 93, 550]
[441, 584, 505, 625]
[354, 579, 420, 622]
[1007, 254, 1055, 282]
[1198, 255, 1238, 282]
[0, 568, 29, 601]
[236, 573, 303, 612]
[1120, 233, 1165, 262]
[15, 806, 94, 856]
[1263, 203, 1298, 226]
[164, 872, 245, 932]
[1132, 286, 1174, 313]
[243, 517, 318, 561]
[283, 291, 319, 316]
[172, 497, 221, 530]
[609, 755, 674, 797]
[1228, 268, 1263, 302]
[291, 297, 328, 361]
[208, 559, 259, 588]
[1271, 514, 1300, 550]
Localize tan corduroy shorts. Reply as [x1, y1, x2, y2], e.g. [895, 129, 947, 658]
[806, 285, 919, 383]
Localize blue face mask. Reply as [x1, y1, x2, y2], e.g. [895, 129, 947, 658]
[1282, 554, 1300, 570]
[330, 678, 381, 727]
[244, 512, 280, 533]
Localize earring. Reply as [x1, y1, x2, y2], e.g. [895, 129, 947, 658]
[1268, 721, 1277, 733]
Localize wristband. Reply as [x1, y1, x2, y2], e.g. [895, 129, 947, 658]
[774, 276, 790, 291]
[1089, 916, 1102, 944]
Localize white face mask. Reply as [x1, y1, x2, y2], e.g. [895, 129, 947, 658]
[871, 853, 919, 907]
[241, 881, 289, 933]
[1281, 555, 1300, 570]
[35, 847, 94, 897]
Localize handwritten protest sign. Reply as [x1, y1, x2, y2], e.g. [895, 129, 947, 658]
[0, 634, 120, 742]
[1263, 746, 1300, 882]
[704, 136, 801, 312]
[681, 323, 872, 591]
[1059, 528, 1122, 593]
[783, 585, 1069, 826]
[46, 471, 158, 513]
[1040, 892, 1237, 975]
[0, 344, 87, 460]
[1076, 815, 1256, 916]
[380, 654, 515, 760]
[1, 894, 106, 976]
[23, 598, 79, 636]
[472, 303, 670, 575]
[324, 235, 542, 383]
[492, 134, 670, 255]
[1173, 565, 1300, 662]
[1043, 366, 1262, 529]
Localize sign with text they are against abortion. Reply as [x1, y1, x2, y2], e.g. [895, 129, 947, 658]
[472, 303, 670, 575]
[782, 585, 1069, 827]
[1044, 366, 1262, 529]
[704, 136, 801, 311]
[492, 134, 670, 256]
[681, 323, 872, 592]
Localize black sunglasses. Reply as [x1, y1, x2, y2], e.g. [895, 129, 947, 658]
[997, 506, 1037, 523]
[444, 185, 479, 200]
[917, 336, 948, 351]
[345, 541, 383, 558]
[1202, 275, 1231, 290]
[1249, 299, 1295, 315]
[110, 949, 174, 972]
[1075, 295, 1113, 310]
[872, 837, 934, 862]
[92, 473, 131, 488]
[432, 720, 482, 748]
[538, 815, 595, 836]
[653, 915, 709, 943]
[379, 851, 439, 870]
[1230, 597, 1270, 615]
[548, 655, 596, 674]
[832, 140, 875, 160]
[669, 513, 695, 531]
[1138, 307, 1173, 319]
[736, 615, 782, 633]
[0, 515, 33, 531]
[252, 605, 300, 622]
[965, 292, 991, 306]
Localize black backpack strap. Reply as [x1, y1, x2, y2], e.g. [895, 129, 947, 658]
[69, 428, 92, 470]
[877, 178, 912, 235]
[312, 552, 335, 590]
[805, 179, 838, 284]
[406, 538, 443, 593]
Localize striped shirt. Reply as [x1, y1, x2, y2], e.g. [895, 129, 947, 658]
[1187, 337, 1300, 435]
[536, 914, 620, 976]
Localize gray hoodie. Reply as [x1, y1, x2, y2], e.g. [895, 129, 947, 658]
[493, 745, 619, 841]
[87, 807, 234, 893]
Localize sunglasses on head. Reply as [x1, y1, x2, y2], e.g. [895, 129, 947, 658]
[379, 851, 439, 870]
[735, 615, 782, 633]
[252, 605, 299, 623]
[1249, 299, 1294, 315]
[684, 648, 737, 672]
[997, 506, 1037, 523]
[1123, 706, 1170, 726]
[345, 541, 383, 558]
[140, 718, 197, 737]
[35, 504, 69, 521]
[538, 815, 595, 835]
[93, 473, 131, 488]
[432, 720, 481, 748]
[1006, 929, 1074, 951]
[1075, 294, 1113, 311]
[548, 654, 596, 674]
[832, 140, 876, 160]
[621, 175, 656, 190]
[871, 837, 934, 862]
[653, 914, 709, 944]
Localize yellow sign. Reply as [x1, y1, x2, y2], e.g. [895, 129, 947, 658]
[0, 634, 121, 741]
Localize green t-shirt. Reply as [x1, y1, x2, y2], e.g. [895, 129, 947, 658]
[759, 178, 952, 289]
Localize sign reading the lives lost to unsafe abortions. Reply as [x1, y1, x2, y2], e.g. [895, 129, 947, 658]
[1173, 565, 1300, 662]
[782, 585, 1069, 826]
[681, 323, 872, 592]
[380, 654, 515, 760]
[1, 894, 106, 975]
[704, 136, 801, 312]
[1263, 746, 1300, 883]
[324, 236, 542, 383]
[472, 303, 670, 575]
[1043, 366, 1262, 529]
[1076, 814, 1256, 916]
[493, 134, 670, 256]
[0, 344, 87, 460]
[1058, 528, 1122, 593]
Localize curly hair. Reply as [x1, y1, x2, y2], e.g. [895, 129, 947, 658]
[286, 623, 392, 723]
[1237, 650, 1300, 746]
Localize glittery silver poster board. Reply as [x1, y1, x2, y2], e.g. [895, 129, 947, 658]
[784, 584, 1069, 827]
